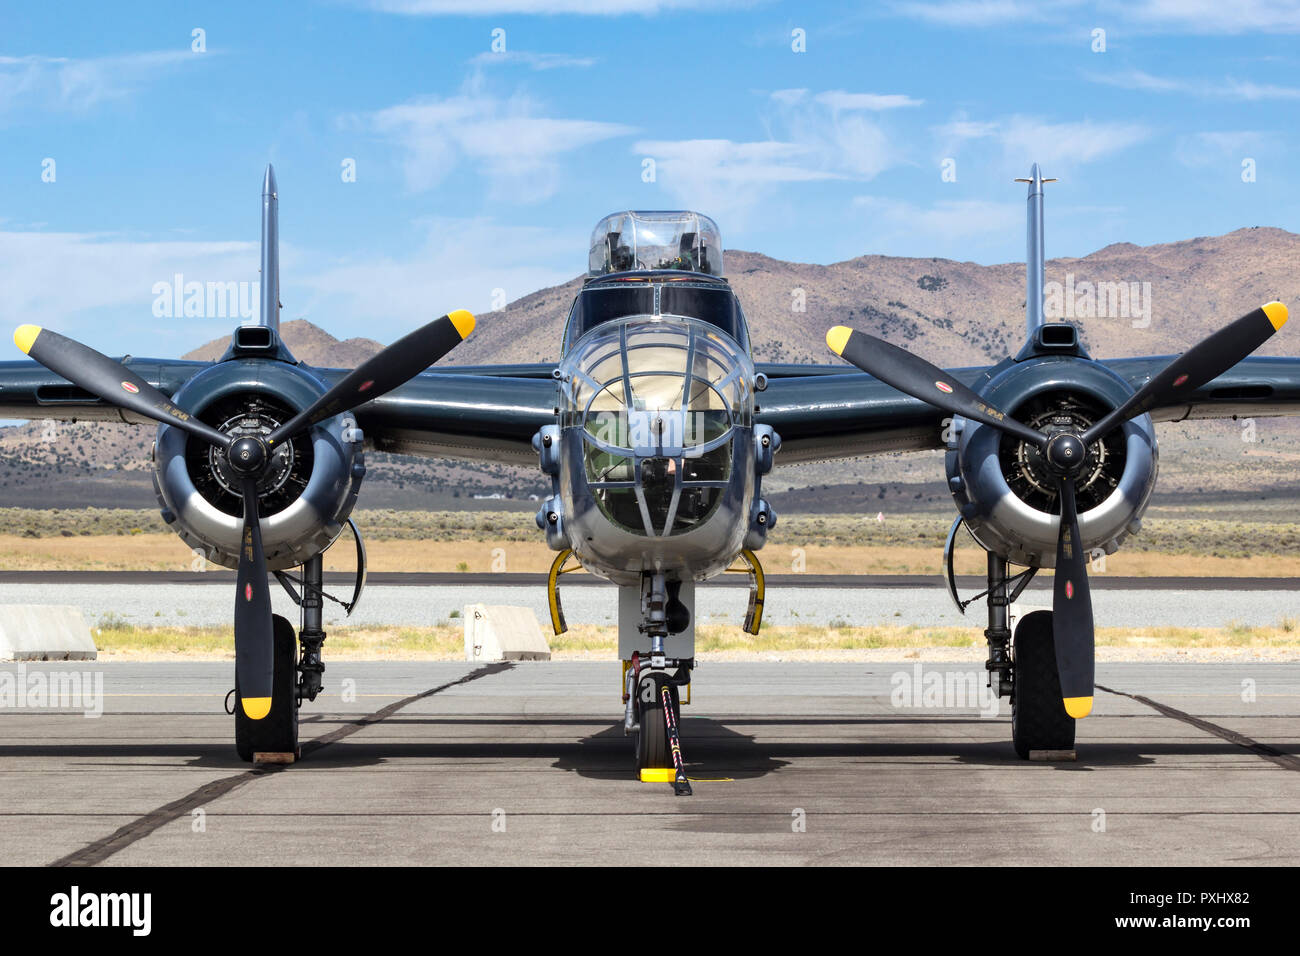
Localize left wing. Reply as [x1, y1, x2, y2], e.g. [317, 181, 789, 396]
[0, 357, 557, 466]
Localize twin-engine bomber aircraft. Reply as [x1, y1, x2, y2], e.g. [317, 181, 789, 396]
[2, 164, 1296, 787]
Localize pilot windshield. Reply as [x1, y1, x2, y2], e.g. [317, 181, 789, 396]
[565, 281, 747, 350]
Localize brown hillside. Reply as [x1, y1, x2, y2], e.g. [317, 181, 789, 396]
[3, 227, 1299, 509]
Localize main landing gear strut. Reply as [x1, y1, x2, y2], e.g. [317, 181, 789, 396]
[233, 519, 367, 763]
[945, 517, 1075, 758]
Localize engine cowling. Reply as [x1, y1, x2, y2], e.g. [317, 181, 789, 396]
[151, 359, 366, 570]
[945, 356, 1158, 567]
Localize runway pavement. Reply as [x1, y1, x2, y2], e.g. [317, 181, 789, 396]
[1, 661, 1297, 866]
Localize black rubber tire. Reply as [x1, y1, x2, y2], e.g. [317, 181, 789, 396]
[235, 614, 300, 762]
[1011, 609, 1076, 759]
[634, 674, 680, 772]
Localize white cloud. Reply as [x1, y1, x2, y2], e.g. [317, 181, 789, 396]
[812, 90, 924, 111]
[1117, 0, 1300, 33]
[894, 0, 1300, 33]
[994, 116, 1151, 168]
[636, 88, 916, 226]
[292, 218, 579, 337]
[930, 113, 1149, 176]
[633, 138, 837, 229]
[852, 196, 1022, 242]
[931, 115, 1000, 157]
[1174, 130, 1268, 169]
[361, 89, 634, 200]
[0, 230, 262, 349]
[468, 50, 598, 70]
[888, 0, 1079, 26]
[0, 219, 583, 349]
[773, 88, 923, 111]
[767, 89, 908, 178]
[635, 138, 836, 186]
[1088, 69, 1300, 100]
[366, 0, 753, 13]
[0, 51, 200, 116]
[1220, 78, 1300, 101]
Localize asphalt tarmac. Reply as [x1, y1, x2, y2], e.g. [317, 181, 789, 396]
[1, 661, 1297, 866]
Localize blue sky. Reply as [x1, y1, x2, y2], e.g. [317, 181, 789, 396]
[2, 0, 1299, 352]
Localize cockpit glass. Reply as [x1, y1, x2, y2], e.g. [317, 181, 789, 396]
[659, 285, 742, 342]
[588, 211, 723, 277]
[560, 317, 751, 538]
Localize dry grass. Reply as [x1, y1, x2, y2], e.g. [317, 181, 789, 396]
[91, 621, 1300, 662]
[1, 507, 1296, 576]
[5, 534, 1300, 577]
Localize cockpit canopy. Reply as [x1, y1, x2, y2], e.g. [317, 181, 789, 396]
[588, 211, 723, 278]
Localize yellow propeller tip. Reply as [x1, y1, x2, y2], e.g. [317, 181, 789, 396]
[13, 325, 41, 354]
[1263, 301, 1288, 331]
[448, 309, 475, 339]
[242, 696, 273, 720]
[1063, 696, 1093, 719]
[826, 326, 852, 356]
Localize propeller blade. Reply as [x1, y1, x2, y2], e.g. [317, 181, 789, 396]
[234, 478, 274, 720]
[826, 326, 1046, 447]
[1082, 301, 1288, 445]
[13, 325, 231, 450]
[1051, 477, 1094, 719]
[267, 310, 474, 445]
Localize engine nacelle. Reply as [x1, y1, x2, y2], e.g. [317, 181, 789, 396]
[151, 359, 366, 571]
[945, 356, 1158, 567]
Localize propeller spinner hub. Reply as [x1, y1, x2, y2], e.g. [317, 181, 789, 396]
[227, 436, 269, 477]
[1044, 433, 1087, 475]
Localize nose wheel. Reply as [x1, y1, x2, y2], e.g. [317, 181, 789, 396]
[635, 673, 678, 767]
[632, 668, 691, 795]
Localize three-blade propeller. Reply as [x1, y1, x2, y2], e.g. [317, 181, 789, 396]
[14, 311, 475, 718]
[828, 301, 1288, 719]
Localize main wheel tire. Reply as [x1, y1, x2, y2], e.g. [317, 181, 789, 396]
[235, 614, 300, 762]
[634, 674, 680, 772]
[1011, 609, 1076, 759]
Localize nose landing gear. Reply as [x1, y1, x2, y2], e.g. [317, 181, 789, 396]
[622, 571, 697, 793]
[627, 656, 693, 793]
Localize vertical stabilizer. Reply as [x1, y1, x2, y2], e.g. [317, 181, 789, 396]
[1014, 163, 1056, 338]
[260, 165, 280, 332]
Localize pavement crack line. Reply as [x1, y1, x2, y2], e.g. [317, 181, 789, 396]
[1096, 683, 1300, 772]
[47, 661, 514, 867]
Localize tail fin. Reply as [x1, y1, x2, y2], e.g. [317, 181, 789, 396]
[260, 164, 280, 331]
[1014, 163, 1056, 339]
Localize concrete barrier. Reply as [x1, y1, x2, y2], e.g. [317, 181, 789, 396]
[464, 605, 551, 662]
[0, 605, 98, 661]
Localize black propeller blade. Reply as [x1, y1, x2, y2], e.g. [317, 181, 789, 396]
[234, 477, 274, 717]
[267, 310, 474, 446]
[826, 326, 1047, 447]
[1051, 476, 1094, 718]
[15, 310, 476, 722]
[13, 325, 231, 450]
[1082, 302, 1287, 446]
